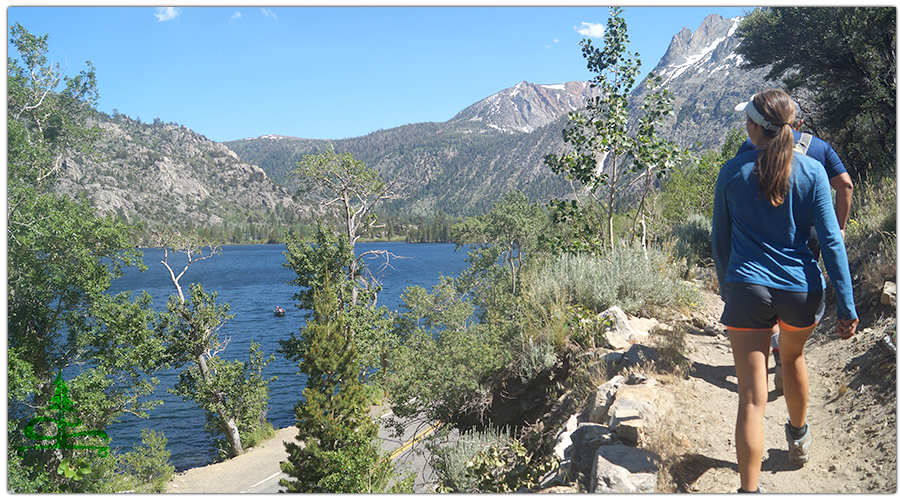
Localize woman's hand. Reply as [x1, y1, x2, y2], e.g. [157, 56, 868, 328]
[837, 317, 859, 339]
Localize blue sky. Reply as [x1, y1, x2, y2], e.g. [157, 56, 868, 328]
[8, 5, 753, 143]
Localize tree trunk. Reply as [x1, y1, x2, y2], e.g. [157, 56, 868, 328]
[218, 412, 243, 458]
[607, 156, 618, 250]
[196, 353, 243, 457]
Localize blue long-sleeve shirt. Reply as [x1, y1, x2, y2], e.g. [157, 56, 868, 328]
[712, 150, 857, 321]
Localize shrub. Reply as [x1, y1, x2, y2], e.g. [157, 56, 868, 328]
[430, 426, 512, 493]
[431, 426, 558, 493]
[514, 332, 559, 384]
[659, 127, 745, 224]
[387, 324, 506, 425]
[7, 451, 55, 493]
[387, 281, 508, 425]
[515, 278, 571, 379]
[118, 429, 176, 493]
[667, 213, 713, 271]
[531, 244, 700, 318]
[845, 173, 897, 295]
[239, 421, 276, 450]
[462, 435, 559, 493]
[846, 173, 896, 242]
[518, 272, 613, 353]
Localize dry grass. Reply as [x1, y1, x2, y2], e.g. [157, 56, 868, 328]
[637, 323, 702, 492]
[639, 378, 696, 493]
[649, 323, 694, 381]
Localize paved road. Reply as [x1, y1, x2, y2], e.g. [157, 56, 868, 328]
[378, 409, 442, 493]
[165, 407, 441, 493]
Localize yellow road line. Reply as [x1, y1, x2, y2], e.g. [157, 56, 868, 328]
[389, 422, 441, 461]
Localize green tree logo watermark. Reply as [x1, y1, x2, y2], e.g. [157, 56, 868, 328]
[16, 372, 110, 457]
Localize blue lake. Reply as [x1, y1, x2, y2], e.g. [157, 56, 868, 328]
[104, 242, 470, 471]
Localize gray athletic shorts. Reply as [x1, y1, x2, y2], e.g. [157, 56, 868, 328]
[720, 282, 825, 330]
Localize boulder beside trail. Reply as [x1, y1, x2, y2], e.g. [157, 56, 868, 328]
[592, 443, 660, 493]
[544, 306, 680, 493]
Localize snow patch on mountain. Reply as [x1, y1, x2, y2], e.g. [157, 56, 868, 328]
[658, 34, 728, 84]
[654, 16, 744, 87]
[628, 13, 771, 152]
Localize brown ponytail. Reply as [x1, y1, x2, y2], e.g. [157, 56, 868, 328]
[752, 90, 796, 207]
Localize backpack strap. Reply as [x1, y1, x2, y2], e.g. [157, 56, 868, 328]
[793, 132, 813, 155]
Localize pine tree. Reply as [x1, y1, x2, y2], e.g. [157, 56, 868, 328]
[279, 275, 393, 493]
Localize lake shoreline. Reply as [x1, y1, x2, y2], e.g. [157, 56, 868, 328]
[107, 243, 465, 471]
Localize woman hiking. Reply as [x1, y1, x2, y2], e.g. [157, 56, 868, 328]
[712, 89, 858, 493]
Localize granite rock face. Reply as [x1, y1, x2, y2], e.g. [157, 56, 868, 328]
[629, 12, 771, 152]
[57, 117, 307, 230]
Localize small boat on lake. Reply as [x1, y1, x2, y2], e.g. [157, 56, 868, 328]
[274, 306, 286, 316]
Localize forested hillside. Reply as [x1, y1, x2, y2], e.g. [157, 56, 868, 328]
[227, 117, 575, 218]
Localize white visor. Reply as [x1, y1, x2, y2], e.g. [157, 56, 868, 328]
[735, 98, 781, 132]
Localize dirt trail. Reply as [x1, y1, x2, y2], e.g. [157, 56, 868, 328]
[663, 291, 896, 493]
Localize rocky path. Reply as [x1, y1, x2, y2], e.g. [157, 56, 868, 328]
[664, 292, 896, 493]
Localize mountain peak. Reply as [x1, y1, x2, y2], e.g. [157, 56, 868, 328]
[630, 11, 769, 152]
[652, 14, 744, 87]
[449, 80, 599, 133]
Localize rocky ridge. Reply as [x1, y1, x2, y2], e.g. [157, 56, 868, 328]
[56, 115, 308, 230]
[629, 13, 771, 151]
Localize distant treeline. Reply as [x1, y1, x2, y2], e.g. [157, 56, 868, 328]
[128, 212, 458, 246]
[403, 212, 457, 244]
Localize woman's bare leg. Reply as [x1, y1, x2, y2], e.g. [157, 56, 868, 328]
[728, 327, 774, 492]
[775, 322, 816, 428]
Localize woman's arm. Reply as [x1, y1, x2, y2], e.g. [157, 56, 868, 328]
[711, 165, 733, 298]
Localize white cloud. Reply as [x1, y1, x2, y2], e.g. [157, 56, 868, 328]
[261, 8, 276, 19]
[553, 38, 560, 43]
[576, 22, 604, 38]
[154, 7, 180, 22]
[230, 12, 242, 24]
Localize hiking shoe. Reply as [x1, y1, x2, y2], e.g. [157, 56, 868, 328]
[773, 349, 783, 393]
[785, 423, 810, 464]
